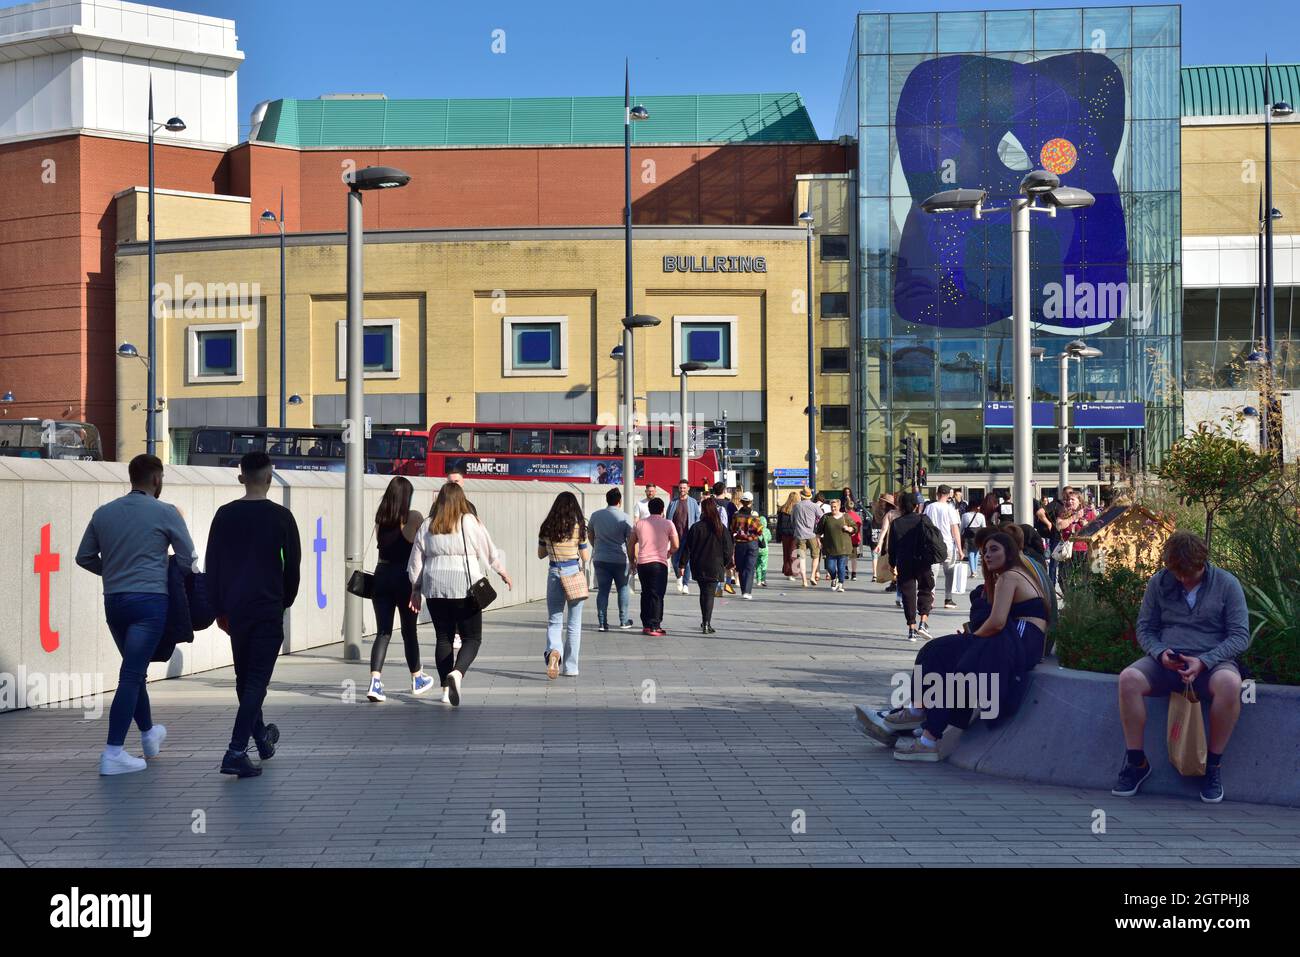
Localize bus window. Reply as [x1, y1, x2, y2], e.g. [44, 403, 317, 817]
[399, 438, 427, 462]
[552, 429, 590, 455]
[303, 436, 332, 458]
[193, 429, 226, 454]
[369, 435, 401, 460]
[0, 423, 23, 448]
[474, 429, 509, 453]
[433, 427, 471, 452]
[511, 429, 549, 454]
[231, 432, 265, 455]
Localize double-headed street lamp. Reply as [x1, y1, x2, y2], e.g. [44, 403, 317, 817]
[677, 361, 708, 482]
[343, 165, 411, 661]
[922, 170, 1095, 524]
[259, 193, 288, 427]
[1055, 339, 1103, 495]
[799, 209, 816, 491]
[146, 83, 185, 457]
[622, 63, 651, 517]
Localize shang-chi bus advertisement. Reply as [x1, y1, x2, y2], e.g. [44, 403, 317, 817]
[446, 456, 645, 483]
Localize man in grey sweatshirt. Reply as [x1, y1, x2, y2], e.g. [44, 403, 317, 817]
[76, 454, 197, 776]
[1112, 531, 1251, 804]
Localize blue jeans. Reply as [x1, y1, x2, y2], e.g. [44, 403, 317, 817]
[546, 565, 585, 673]
[103, 592, 168, 747]
[594, 560, 630, 627]
[734, 541, 759, 594]
[968, 549, 980, 576]
[672, 550, 692, 587]
[825, 555, 848, 584]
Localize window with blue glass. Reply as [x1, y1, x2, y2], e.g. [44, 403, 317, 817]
[683, 323, 730, 368]
[363, 327, 394, 373]
[512, 323, 560, 370]
[190, 326, 241, 380]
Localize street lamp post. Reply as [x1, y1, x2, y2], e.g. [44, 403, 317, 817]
[1057, 340, 1103, 496]
[343, 166, 410, 661]
[260, 191, 288, 427]
[921, 171, 1095, 524]
[1261, 64, 1292, 457]
[799, 210, 816, 491]
[678, 361, 708, 482]
[146, 82, 185, 457]
[622, 62, 650, 518]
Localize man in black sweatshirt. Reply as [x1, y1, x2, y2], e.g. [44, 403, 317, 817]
[205, 451, 302, 777]
[887, 492, 936, 643]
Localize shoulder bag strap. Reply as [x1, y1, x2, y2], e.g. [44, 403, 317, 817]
[461, 518, 473, 589]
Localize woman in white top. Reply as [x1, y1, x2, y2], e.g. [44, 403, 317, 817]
[408, 483, 512, 706]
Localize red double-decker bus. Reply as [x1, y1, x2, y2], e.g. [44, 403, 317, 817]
[413, 422, 719, 486]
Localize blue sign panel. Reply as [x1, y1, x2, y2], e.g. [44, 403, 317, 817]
[984, 402, 1145, 429]
[1073, 402, 1146, 429]
[773, 468, 809, 478]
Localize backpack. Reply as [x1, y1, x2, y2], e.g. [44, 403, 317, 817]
[918, 516, 948, 566]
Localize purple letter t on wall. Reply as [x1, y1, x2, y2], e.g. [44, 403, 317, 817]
[314, 517, 327, 609]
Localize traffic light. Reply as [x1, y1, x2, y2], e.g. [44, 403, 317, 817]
[896, 435, 912, 490]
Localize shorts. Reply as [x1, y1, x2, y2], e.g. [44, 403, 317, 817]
[1127, 654, 1240, 700]
[797, 537, 820, 562]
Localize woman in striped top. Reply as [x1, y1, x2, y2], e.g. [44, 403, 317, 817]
[537, 491, 590, 679]
[408, 483, 512, 706]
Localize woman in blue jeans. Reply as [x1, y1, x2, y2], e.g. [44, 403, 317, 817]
[538, 492, 590, 678]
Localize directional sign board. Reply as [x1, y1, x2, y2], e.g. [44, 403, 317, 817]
[731, 448, 760, 457]
[773, 468, 808, 478]
[773, 477, 808, 487]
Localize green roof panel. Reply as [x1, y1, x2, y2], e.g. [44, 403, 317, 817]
[254, 93, 821, 147]
[1181, 64, 1300, 117]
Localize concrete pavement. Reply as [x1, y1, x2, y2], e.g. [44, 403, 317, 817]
[2, 571, 1297, 868]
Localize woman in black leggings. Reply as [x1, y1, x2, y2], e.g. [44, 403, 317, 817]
[679, 497, 735, 634]
[367, 477, 437, 702]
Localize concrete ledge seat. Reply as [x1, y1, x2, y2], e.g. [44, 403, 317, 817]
[855, 659, 1300, 808]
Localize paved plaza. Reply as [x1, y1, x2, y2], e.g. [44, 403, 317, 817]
[2, 577, 1297, 868]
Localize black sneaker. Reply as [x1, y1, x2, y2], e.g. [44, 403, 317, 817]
[915, 621, 933, 640]
[907, 627, 918, 642]
[1200, 764, 1224, 803]
[702, 623, 716, 635]
[220, 751, 262, 778]
[253, 724, 279, 761]
[944, 600, 958, 610]
[598, 622, 610, 632]
[1111, 759, 1152, 796]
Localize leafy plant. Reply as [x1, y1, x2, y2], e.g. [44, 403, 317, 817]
[1157, 422, 1272, 551]
[1053, 570, 1140, 675]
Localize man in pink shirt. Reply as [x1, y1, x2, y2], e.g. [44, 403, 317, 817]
[627, 497, 679, 636]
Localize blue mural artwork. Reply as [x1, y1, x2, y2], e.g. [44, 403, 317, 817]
[894, 52, 1130, 335]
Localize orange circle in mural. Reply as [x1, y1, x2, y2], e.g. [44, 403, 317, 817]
[1040, 137, 1078, 175]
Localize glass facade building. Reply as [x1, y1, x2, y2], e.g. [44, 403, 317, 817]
[836, 5, 1182, 501]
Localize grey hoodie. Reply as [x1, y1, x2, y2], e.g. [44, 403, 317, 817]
[1135, 563, 1251, 669]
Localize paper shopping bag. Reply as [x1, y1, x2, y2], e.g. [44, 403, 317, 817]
[1166, 686, 1207, 777]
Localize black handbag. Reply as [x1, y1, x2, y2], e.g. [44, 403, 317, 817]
[462, 521, 497, 612]
[345, 524, 379, 599]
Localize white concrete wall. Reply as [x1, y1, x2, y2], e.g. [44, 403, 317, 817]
[1183, 389, 1299, 463]
[0, 458, 609, 712]
[0, 0, 242, 147]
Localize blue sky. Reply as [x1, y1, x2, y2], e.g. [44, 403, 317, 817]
[76, 0, 1300, 137]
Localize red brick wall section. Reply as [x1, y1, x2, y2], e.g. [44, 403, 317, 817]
[0, 134, 227, 453]
[240, 142, 851, 232]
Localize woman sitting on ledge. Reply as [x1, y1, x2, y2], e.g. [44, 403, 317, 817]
[860, 531, 1049, 762]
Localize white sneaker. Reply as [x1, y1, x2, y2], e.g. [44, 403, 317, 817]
[676, 580, 686, 595]
[682, 585, 691, 595]
[742, 593, 753, 600]
[441, 688, 451, 704]
[99, 749, 147, 776]
[447, 670, 462, 707]
[141, 724, 167, 758]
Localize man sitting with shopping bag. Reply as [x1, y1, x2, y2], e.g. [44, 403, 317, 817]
[1112, 532, 1251, 804]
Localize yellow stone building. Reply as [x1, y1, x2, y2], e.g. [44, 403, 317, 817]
[114, 184, 856, 510]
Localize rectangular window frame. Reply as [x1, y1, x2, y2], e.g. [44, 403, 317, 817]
[821, 405, 851, 431]
[335, 318, 401, 380]
[672, 315, 739, 377]
[503, 316, 569, 378]
[187, 323, 245, 384]
[820, 348, 851, 374]
[820, 291, 850, 319]
[820, 234, 851, 261]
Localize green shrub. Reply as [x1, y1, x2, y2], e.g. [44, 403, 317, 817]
[1054, 569, 1140, 675]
